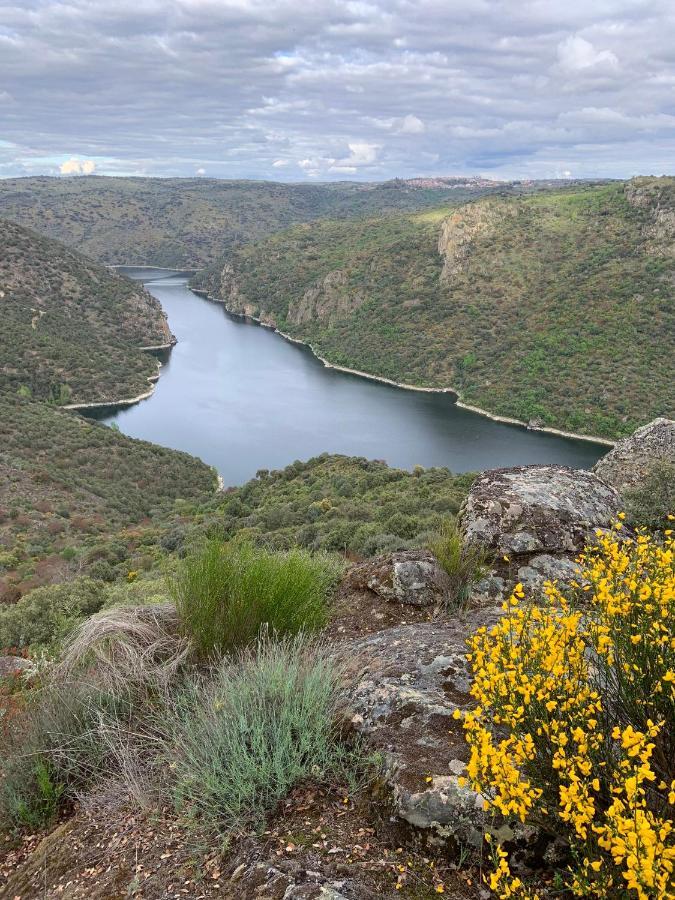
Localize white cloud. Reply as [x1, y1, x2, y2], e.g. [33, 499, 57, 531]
[400, 114, 425, 134]
[59, 158, 96, 175]
[557, 35, 619, 72]
[272, 159, 289, 167]
[195, 166, 206, 175]
[337, 141, 380, 166]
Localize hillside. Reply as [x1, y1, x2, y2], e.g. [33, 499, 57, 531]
[0, 220, 173, 405]
[0, 175, 596, 268]
[194, 177, 675, 440]
[0, 396, 217, 602]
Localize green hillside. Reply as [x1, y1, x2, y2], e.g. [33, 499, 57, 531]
[0, 220, 173, 405]
[0, 175, 595, 268]
[0, 396, 217, 602]
[194, 177, 675, 439]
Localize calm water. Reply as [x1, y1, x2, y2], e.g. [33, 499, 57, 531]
[93, 268, 606, 486]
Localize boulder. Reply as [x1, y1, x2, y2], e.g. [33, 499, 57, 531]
[0, 655, 32, 679]
[345, 549, 452, 607]
[592, 417, 675, 494]
[343, 614, 503, 848]
[459, 465, 621, 557]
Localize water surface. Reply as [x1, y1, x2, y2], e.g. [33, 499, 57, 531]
[94, 268, 606, 485]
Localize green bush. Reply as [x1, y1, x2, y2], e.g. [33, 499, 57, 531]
[170, 539, 343, 656]
[624, 461, 675, 532]
[160, 636, 362, 838]
[0, 578, 106, 651]
[427, 521, 490, 608]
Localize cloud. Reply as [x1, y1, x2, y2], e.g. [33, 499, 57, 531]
[400, 114, 425, 134]
[59, 158, 96, 175]
[557, 35, 619, 72]
[195, 166, 206, 175]
[0, 1, 672, 180]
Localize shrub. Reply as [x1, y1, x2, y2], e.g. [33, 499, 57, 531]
[170, 540, 343, 656]
[457, 520, 675, 899]
[427, 521, 490, 608]
[159, 636, 362, 838]
[624, 462, 675, 533]
[0, 679, 130, 830]
[0, 578, 106, 651]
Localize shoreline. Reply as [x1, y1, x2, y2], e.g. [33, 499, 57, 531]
[192, 287, 615, 448]
[63, 361, 162, 412]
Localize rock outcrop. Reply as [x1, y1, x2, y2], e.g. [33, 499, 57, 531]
[438, 199, 515, 280]
[345, 550, 452, 607]
[344, 615, 502, 847]
[287, 269, 365, 326]
[592, 417, 675, 494]
[459, 465, 621, 557]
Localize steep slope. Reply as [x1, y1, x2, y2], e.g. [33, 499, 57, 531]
[0, 175, 594, 268]
[0, 396, 217, 601]
[0, 220, 173, 405]
[194, 178, 675, 440]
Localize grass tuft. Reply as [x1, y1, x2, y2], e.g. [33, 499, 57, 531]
[170, 539, 343, 656]
[158, 635, 363, 839]
[427, 520, 490, 608]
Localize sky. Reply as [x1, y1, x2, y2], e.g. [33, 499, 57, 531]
[1, 0, 674, 182]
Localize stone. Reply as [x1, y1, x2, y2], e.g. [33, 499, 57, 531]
[0, 655, 32, 679]
[341, 613, 503, 848]
[459, 465, 621, 557]
[516, 553, 581, 594]
[592, 417, 675, 494]
[345, 549, 452, 607]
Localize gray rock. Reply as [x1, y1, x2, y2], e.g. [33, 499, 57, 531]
[459, 465, 621, 557]
[346, 549, 452, 607]
[0, 656, 32, 679]
[517, 553, 581, 594]
[593, 417, 675, 494]
[342, 614, 502, 848]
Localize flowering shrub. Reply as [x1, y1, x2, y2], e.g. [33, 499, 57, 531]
[457, 518, 674, 898]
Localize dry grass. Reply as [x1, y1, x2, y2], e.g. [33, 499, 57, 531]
[57, 603, 190, 693]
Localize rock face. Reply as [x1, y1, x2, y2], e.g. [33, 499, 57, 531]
[592, 417, 675, 494]
[459, 465, 621, 557]
[343, 615, 503, 847]
[345, 550, 452, 607]
[438, 199, 515, 280]
[287, 269, 366, 326]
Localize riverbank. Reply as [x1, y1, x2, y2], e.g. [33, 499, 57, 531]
[63, 363, 162, 412]
[191, 288, 616, 449]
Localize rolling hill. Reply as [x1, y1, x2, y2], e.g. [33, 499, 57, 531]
[0, 175, 599, 268]
[0, 219, 173, 405]
[193, 177, 675, 440]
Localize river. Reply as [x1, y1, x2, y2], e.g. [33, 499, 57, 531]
[91, 268, 606, 485]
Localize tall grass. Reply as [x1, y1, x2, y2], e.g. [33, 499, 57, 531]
[170, 540, 343, 656]
[158, 636, 362, 839]
[0, 680, 131, 829]
[427, 521, 490, 609]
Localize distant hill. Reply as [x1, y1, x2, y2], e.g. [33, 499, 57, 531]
[0, 175, 603, 268]
[193, 177, 675, 440]
[0, 219, 173, 405]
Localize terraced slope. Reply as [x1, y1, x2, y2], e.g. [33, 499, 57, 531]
[194, 178, 675, 439]
[0, 219, 172, 405]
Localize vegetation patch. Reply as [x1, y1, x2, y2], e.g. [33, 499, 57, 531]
[171, 539, 342, 656]
[160, 636, 364, 839]
[456, 521, 675, 898]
